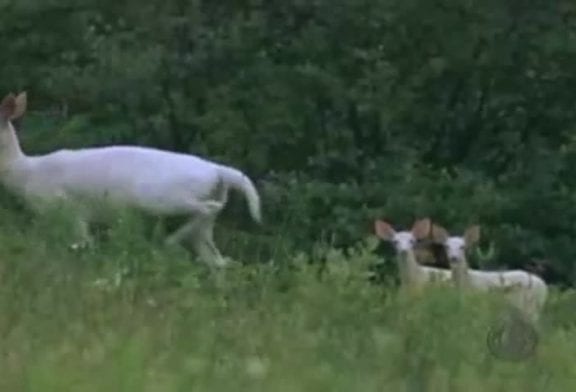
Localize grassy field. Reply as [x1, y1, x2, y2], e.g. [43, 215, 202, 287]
[0, 207, 574, 391]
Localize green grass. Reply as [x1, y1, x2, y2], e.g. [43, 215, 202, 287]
[0, 206, 574, 391]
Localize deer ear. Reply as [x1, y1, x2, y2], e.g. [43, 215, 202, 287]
[0, 93, 16, 121]
[431, 224, 449, 243]
[374, 220, 395, 240]
[412, 218, 431, 240]
[464, 225, 480, 246]
[11, 91, 27, 121]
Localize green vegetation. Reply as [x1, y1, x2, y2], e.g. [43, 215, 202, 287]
[1, 0, 576, 389]
[0, 210, 573, 391]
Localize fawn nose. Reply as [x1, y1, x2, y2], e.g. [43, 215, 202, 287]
[448, 254, 459, 263]
[398, 248, 409, 256]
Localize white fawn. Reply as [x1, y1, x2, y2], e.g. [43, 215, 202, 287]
[431, 223, 548, 324]
[0, 92, 262, 267]
[374, 218, 452, 291]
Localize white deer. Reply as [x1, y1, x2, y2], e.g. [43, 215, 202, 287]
[431, 223, 548, 324]
[0, 91, 262, 267]
[374, 218, 452, 292]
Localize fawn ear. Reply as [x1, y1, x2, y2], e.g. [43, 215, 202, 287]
[431, 224, 449, 243]
[374, 220, 395, 240]
[11, 91, 27, 121]
[411, 218, 431, 240]
[464, 225, 480, 246]
[0, 93, 16, 122]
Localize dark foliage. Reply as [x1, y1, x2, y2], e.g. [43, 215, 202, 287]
[1, 0, 576, 285]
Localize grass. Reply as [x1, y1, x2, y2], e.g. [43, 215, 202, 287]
[0, 206, 573, 391]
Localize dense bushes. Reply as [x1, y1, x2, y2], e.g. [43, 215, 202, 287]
[1, 0, 576, 284]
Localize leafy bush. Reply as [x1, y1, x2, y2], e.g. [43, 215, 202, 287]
[0, 212, 573, 390]
[1, 0, 576, 284]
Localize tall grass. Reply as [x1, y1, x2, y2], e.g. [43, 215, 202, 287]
[0, 206, 573, 391]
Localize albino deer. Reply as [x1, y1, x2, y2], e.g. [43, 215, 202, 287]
[374, 218, 452, 291]
[0, 92, 262, 267]
[431, 224, 548, 323]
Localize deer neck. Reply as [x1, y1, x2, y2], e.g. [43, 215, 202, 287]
[451, 255, 471, 289]
[397, 249, 425, 287]
[0, 122, 25, 170]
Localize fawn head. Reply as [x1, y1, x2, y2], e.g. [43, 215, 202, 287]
[374, 218, 432, 257]
[431, 224, 480, 263]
